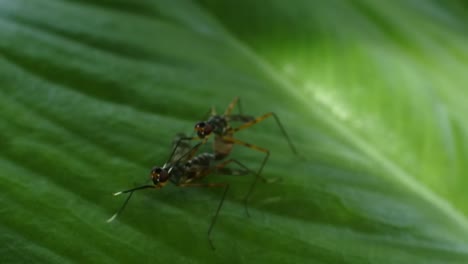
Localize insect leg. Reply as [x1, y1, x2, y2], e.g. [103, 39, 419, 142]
[232, 112, 297, 155]
[178, 182, 229, 250]
[218, 137, 270, 216]
[223, 96, 240, 116]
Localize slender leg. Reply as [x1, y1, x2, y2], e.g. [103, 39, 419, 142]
[207, 184, 229, 251]
[178, 182, 229, 250]
[232, 112, 297, 155]
[214, 158, 267, 216]
[215, 159, 252, 176]
[176, 158, 254, 250]
[217, 137, 271, 216]
[224, 97, 240, 116]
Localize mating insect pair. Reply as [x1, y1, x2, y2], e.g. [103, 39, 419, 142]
[108, 97, 297, 249]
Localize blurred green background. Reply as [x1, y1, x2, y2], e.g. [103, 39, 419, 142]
[1, 0, 468, 263]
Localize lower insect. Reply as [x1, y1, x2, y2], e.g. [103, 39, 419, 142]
[108, 134, 254, 250]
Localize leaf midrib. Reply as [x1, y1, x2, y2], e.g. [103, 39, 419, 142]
[205, 15, 468, 240]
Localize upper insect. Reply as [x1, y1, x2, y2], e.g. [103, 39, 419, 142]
[179, 97, 298, 215]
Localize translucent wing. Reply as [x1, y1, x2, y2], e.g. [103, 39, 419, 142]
[168, 133, 197, 164]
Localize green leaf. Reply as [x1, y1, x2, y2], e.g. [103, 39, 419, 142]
[1, 0, 467, 263]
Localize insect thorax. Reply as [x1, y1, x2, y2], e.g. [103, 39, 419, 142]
[180, 153, 216, 182]
[207, 116, 229, 135]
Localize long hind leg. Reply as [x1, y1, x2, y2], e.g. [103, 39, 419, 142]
[178, 182, 229, 250]
[232, 112, 297, 155]
[216, 137, 271, 216]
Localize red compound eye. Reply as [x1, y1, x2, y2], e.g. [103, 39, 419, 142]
[195, 122, 213, 138]
[151, 167, 169, 185]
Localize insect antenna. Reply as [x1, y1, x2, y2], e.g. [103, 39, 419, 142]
[107, 185, 155, 223]
[107, 140, 203, 223]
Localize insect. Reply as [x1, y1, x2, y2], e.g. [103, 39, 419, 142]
[107, 134, 199, 222]
[178, 97, 297, 215]
[108, 134, 253, 249]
